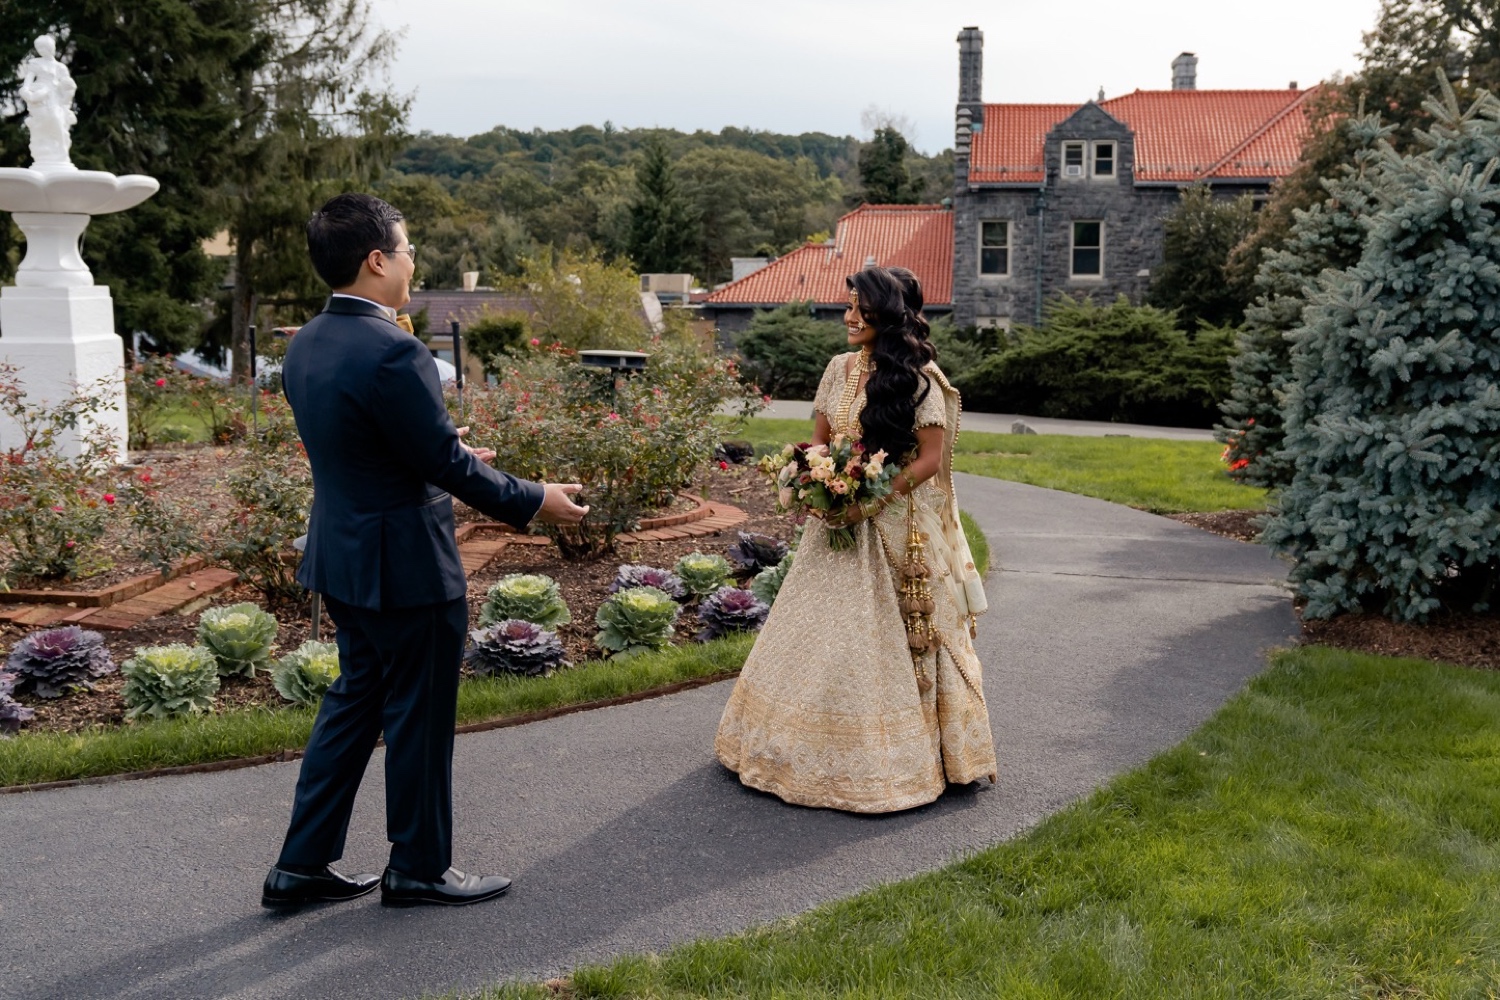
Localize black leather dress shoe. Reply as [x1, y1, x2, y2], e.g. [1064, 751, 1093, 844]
[261, 865, 380, 909]
[380, 866, 512, 907]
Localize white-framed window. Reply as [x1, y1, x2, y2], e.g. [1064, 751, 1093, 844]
[1071, 221, 1103, 277]
[975, 316, 1012, 332]
[979, 221, 1010, 276]
[1093, 141, 1115, 177]
[1062, 142, 1086, 178]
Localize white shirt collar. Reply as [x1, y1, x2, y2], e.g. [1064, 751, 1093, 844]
[331, 292, 399, 323]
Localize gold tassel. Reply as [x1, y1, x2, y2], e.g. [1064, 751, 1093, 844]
[900, 498, 937, 693]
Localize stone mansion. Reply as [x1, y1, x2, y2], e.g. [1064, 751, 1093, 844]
[703, 26, 1314, 334]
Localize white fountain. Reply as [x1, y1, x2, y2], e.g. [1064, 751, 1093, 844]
[0, 35, 158, 458]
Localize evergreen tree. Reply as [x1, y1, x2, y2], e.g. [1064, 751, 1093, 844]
[1217, 114, 1391, 488]
[1262, 80, 1500, 621]
[626, 138, 698, 274]
[858, 127, 923, 204]
[0, 2, 252, 352]
[736, 303, 846, 399]
[1146, 184, 1257, 329]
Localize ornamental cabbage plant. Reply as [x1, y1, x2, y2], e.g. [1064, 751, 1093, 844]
[197, 603, 279, 677]
[479, 574, 572, 629]
[595, 586, 680, 659]
[467, 620, 567, 677]
[0, 670, 33, 737]
[674, 552, 734, 599]
[120, 644, 220, 721]
[609, 564, 687, 601]
[696, 587, 770, 641]
[726, 532, 789, 576]
[750, 550, 795, 605]
[272, 640, 341, 706]
[6, 624, 116, 698]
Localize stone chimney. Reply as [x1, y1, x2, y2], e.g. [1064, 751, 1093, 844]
[1172, 52, 1197, 90]
[955, 26, 984, 184]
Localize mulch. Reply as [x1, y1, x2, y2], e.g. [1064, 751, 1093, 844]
[3, 461, 790, 735]
[1169, 508, 1500, 672]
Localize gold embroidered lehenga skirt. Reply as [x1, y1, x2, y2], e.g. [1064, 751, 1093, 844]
[714, 483, 997, 814]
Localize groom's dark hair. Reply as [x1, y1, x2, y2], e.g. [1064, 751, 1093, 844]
[307, 193, 405, 289]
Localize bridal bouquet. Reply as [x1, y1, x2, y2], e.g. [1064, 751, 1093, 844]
[758, 435, 899, 550]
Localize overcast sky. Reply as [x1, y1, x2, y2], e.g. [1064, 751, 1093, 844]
[370, 0, 1382, 153]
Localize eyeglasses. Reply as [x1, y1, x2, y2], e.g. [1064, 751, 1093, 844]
[382, 244, 417, 262]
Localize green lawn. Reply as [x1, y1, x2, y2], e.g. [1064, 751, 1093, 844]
[0, 635, 754, 788]
[720, 417, 1265, 514]
[472, 647, 1500, 999]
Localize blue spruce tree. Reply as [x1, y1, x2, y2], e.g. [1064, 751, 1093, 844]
[1262, 80, 1500, 621]
[1218, 113, 1390, 488]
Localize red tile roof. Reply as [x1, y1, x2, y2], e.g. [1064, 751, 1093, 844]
[969, 88, 1315, 185]
[706, 204, 953, 308]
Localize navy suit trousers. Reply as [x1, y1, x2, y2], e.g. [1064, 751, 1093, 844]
[277, 595, 469, 880]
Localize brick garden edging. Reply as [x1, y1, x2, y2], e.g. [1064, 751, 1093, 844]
[0, 495, 749, 633]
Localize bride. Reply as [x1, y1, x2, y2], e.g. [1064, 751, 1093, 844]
[715, 265, 996, 813]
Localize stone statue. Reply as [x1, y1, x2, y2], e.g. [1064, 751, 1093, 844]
[18, 35, 77, 169]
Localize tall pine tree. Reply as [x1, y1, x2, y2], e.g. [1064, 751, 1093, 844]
[1262, 79, 1500, 621]
[1217, 113, 1391, 488]
[858, 127, 923, 204]
[626, 138, 698, 274]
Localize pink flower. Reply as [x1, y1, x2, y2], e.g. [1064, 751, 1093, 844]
[51, 505, 65, 512]
[762, 394, 772, 404]
[828, 479, 849, 495]
[530, 338, 540, 347]
[64, 540, 75, 548]
[607, 412, 621, 422]
[718, 460, 729, 470]
[154, 378, 166, 387]
[102, 493, 115, 505]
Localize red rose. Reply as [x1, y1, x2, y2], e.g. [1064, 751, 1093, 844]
[102, 493, 115, 505]
[718, 460, 729, 470]
[155, 378, 166, 387]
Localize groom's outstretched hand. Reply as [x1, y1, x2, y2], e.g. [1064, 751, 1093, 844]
[536, 483, 589, 525]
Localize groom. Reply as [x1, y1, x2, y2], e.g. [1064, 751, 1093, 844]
[262, 193, 587, 909]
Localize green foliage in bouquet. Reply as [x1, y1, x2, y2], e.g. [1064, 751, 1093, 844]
[197, 603, 279, 677]
[121, 644, 221, 721]
[595, 586, 681, 659]
[674, 552, 735, 599]
[479, 574, 572, 629]
[272, 640, 340, 706]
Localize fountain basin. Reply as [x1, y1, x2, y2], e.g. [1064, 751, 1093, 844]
[0, 167, 158, 215]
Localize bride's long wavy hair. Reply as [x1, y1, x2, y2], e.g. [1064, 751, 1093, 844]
[847, 266, 935, 462]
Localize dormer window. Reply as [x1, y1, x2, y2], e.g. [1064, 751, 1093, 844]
[1093, 141, 1115, 177]
[1063, 142, 1086, 178]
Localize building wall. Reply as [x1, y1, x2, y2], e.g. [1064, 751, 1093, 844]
[952, 104, 1271, 328]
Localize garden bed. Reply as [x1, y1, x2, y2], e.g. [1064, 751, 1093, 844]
[2, 461, 788, 736]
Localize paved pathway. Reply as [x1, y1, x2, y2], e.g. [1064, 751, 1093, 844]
[0, 475, 1292, 1000]
[751, 400, 1217, 441]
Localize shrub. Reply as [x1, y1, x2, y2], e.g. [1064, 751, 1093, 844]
[594, 586, 680, 659]
[120, 470, 204, 576]
[696, 586, 770, 641]
[1261, 83, 1500, 621]
[735, 302, 847, 399]
[0, 366, 120, 583]
[1146, 184, 1258, 329]
[272, 640, 340, 706]
[478, 574, 572, 629]
[750, 550, 794, 605]
[0, 670, 34, 736]
[726, 532, 789, 576]
[466, 620, 567, 677]
[465, 341, 764, 557]
[674, 552, 734, 598]
[125, 355, 200, 450]
[609, 564, 687, 601]
[5, 625, 115, 698]
[197, 603, 279, 677]
[955, 296, 1237, 428]
[215, 396, 311, 602]
[120, 644, 220, 721]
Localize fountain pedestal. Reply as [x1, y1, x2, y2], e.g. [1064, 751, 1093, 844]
[0, 37, 159, 460]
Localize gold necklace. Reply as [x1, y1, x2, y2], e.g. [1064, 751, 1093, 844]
[836, 350, 871, 434]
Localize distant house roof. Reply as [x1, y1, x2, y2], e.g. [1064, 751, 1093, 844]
[706, 204, 954, 309]
[969, 88, 1316, 185]
[401, 290, 531, 332]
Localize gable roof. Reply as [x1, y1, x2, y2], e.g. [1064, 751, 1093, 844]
[969, 88, 1315, 185]
[705, 204, 953, 308]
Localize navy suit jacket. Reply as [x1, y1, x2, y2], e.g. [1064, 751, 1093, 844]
[282, 296, 544, 610]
